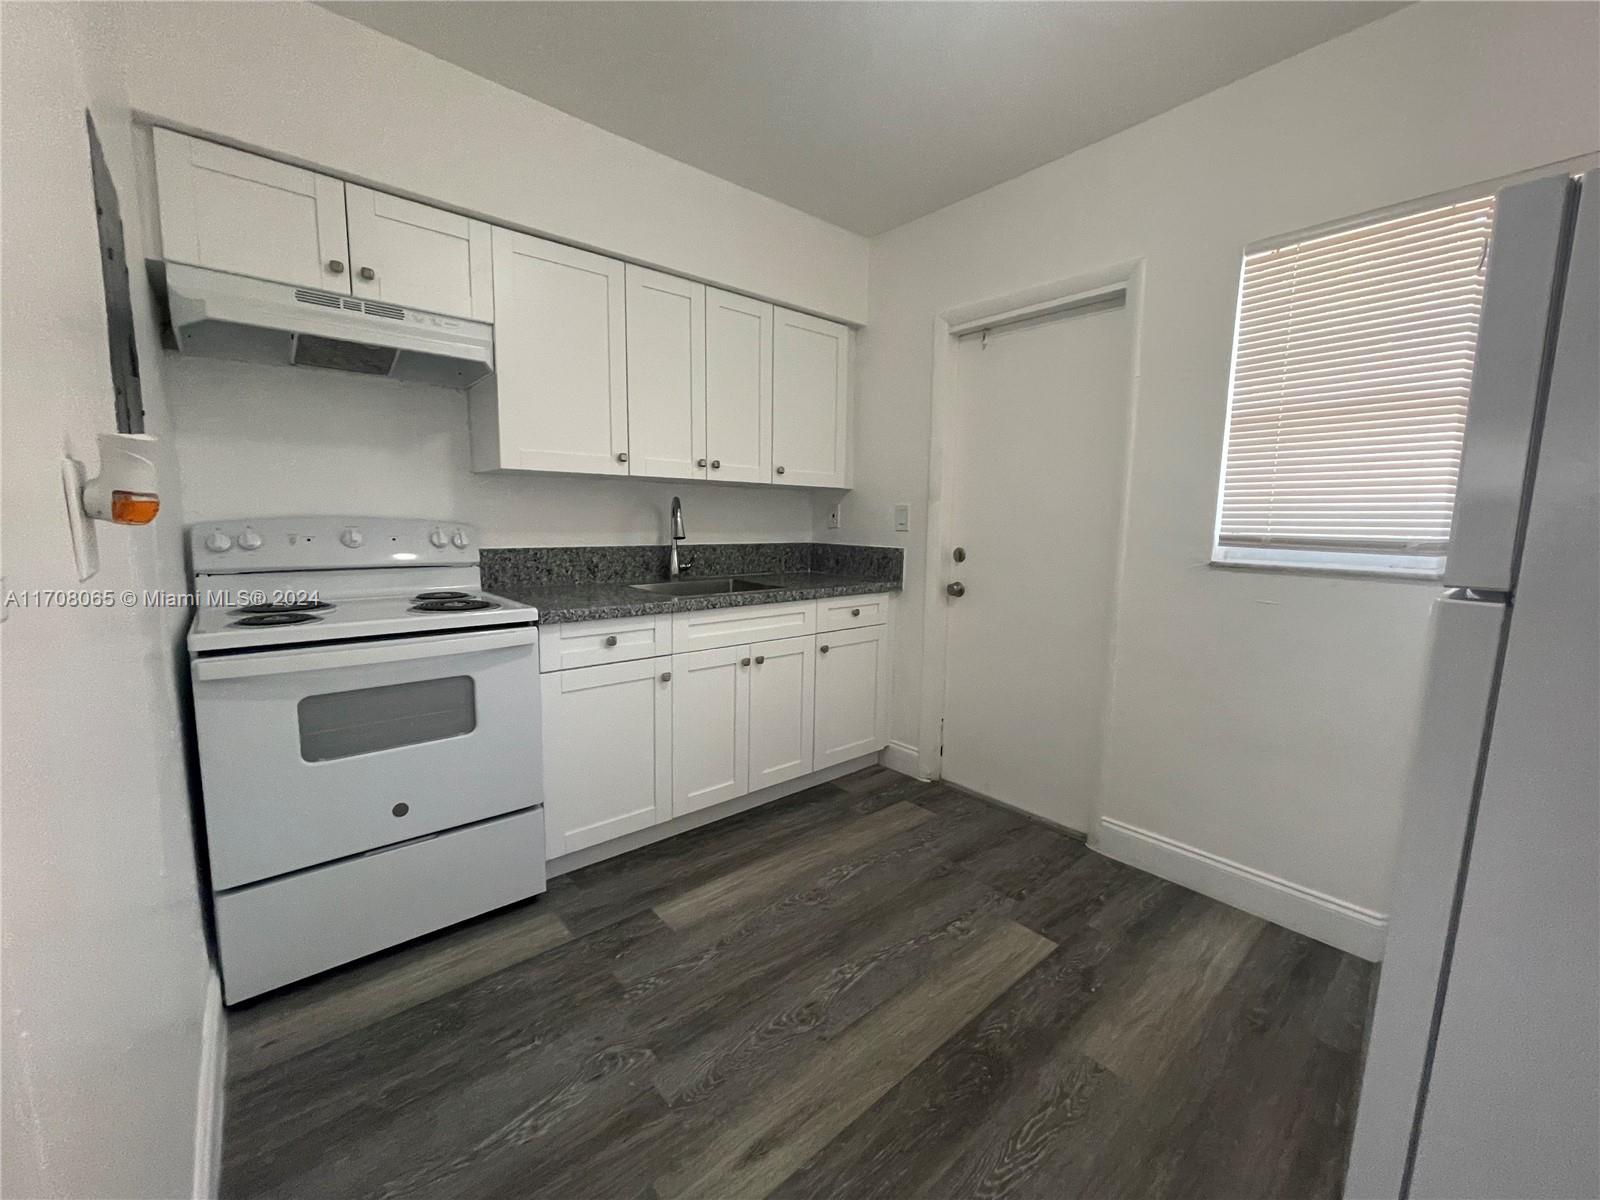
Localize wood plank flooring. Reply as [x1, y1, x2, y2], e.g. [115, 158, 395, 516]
[221, 767, 1374, 1200]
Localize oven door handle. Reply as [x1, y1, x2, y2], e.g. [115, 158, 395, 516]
[192, 627, 537, 682]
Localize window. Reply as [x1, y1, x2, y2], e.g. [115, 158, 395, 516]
[1213, 194, 1497, 576]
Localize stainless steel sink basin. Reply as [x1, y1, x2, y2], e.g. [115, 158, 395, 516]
[629, 576, 784, 597]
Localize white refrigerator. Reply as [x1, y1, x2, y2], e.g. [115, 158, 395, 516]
[1345, 170, 1599, 1200]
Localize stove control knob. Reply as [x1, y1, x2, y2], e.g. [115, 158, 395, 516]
[204, 530, 233, 553]
[429, 527, 449, 549]
[451, 529, 470, 549]
[236, 528, 262, 551]
[341, 526, 365, 549]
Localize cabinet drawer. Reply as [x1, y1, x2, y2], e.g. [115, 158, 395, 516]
[540, 613, 672, 672]
[817, 593, 890, 632]
[672, 601, 816, 653]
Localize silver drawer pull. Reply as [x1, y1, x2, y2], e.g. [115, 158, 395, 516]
[604, 635, 618, 647]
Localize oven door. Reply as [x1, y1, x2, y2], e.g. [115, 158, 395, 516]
[192, 626, 541, 890]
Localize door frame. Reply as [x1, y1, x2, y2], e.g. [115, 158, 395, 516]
[914, 259, 1146, 835]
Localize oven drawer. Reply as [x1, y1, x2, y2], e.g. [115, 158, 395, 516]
[214, 806, 546, 1003]
[192, 627, 542, 890]
[671, 600, 816, 653]
[539, 613, 673, 672]
[817, 593, 891, 632]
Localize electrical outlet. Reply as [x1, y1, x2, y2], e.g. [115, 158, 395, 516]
[894, 503, 911, 533]
[826, 503, 841, 530]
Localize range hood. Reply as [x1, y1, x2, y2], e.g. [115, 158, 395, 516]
[163, 263, 494, 388]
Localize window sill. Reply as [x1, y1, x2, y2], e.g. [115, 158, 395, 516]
[1210, 545, 1444, 583]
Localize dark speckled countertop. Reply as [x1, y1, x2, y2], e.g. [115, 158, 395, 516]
[496, 571, 898, 624]
[480, 542, 903, 624]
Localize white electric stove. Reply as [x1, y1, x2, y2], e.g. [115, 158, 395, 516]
[186, 516, 546, 1004]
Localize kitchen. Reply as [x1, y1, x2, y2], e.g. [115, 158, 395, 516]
[2, 3, 1596, 1199]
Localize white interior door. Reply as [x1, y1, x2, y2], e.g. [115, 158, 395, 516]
[153, 127, 348, 292]
[672, 645, 750, 816]
[625, 265, 706, 479]
[345, 184, 493, 321]
[705, 288, 773, 483]
[941, 300, 1133, 830]
[747, 635, 815, 790]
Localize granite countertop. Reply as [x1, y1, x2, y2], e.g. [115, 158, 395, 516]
[496, 571, 900, 624]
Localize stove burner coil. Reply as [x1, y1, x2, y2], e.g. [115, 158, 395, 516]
[414, 590, 471, 601]
[230, 601, 334, 615]
[409, 598, 499, 613]
[230, 612, 324, 627]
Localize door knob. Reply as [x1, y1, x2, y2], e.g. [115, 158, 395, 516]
[946, 581, 966, 597]
[358, 266, 376, 281]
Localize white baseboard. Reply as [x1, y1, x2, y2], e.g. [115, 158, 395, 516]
[548, 754, 878, 877]
[192, 970, 226, 1200]
[880, 740, 926, 779]
[1092, 817, 1388, 961]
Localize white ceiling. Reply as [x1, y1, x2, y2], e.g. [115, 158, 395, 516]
[321, 1, 1404, 236]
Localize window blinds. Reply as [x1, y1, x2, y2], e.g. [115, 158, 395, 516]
[1216, 195, 1496, 556]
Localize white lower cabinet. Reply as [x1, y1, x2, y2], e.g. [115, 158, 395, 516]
[747, 635, 816, 790]
[543, 600, 890, 862]
[541, 657, 672, 857]
[814, 624, 890, 769]
[672, 644, 751, 817]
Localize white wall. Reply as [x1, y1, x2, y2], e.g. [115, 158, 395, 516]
[839, 2, 1600, 931]
[112, 1, 867, 325]
[1, 5, 216, 1197]
[169, 355, 816, 546]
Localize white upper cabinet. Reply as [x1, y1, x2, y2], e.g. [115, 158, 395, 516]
[625, 266, 706, 480]
[772, 308, 850, 488]
[705, 288, 774, 484]
[154, 128, 348, 292]
[345, 185, 492, 321]
[471, 228, 628, 475]
[747, 635, 815, 791]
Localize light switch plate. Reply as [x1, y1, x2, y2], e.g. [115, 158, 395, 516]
[894, 503, 911, 533]
[826, 503, 841, 530]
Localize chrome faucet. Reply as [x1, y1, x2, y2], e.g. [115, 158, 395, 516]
[669, 496, 691, 579]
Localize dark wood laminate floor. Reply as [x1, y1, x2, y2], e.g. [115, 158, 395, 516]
[221, 767, 1375, 1200]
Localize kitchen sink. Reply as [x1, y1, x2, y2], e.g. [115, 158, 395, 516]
[629, 576, 785, 597]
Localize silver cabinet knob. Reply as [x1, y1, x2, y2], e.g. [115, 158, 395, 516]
[946, 581, 966, 597]
[604, 635, 618, 647]
[819, 644, 829, 654]
[754, 655, 765, 665]
[851, 608, 861, 617]
[711, 460, 721, 469]
[697, 458, 707, 468]
[358, 266, 376, 281]
[775, 465, 786, 475]
[740, 657, 751, 667]
[617, 452, 629, 463]
[660, 671, 672, 682]
[326, 259, 345, 274]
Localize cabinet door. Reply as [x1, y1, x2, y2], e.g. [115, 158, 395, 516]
[154, 128, 349, 292]
[772, 308, 849, 487]
[474, 229, 628, 474]
[672, 645, 750, 817]
[705, 289, 773, 484]
[814, 625, 889, 769]
[748, 635, 815, 791]
[625, 266, 705, 479]
[541, 658, 671, 857]
[346, 184, 493, 321]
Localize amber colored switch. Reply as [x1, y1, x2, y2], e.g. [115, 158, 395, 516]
[110, 490, 160, 525]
